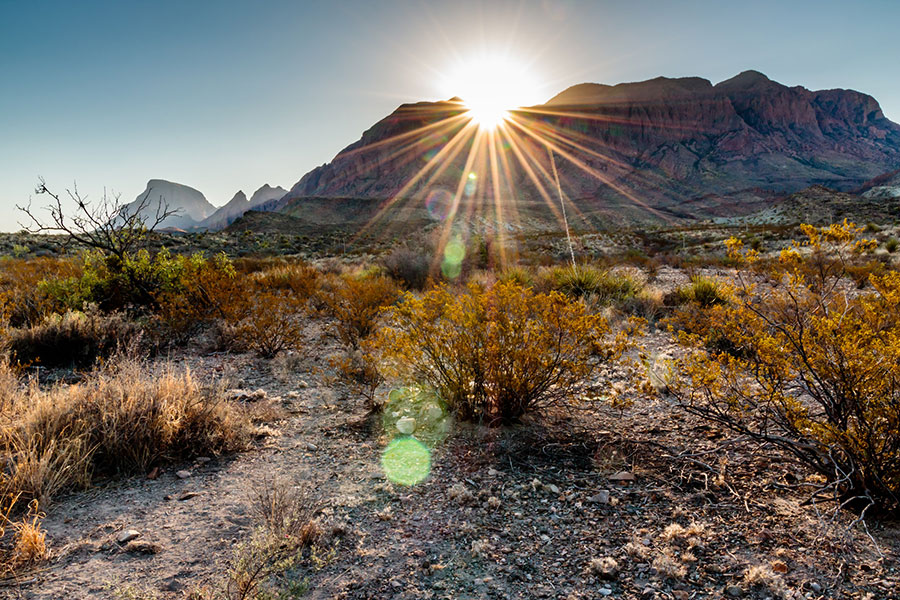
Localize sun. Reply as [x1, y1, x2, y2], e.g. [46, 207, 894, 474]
[440, 55, 543, 130]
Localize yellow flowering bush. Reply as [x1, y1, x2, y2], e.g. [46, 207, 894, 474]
[671, 222, 900, 509]
[370, 281, 623, 425]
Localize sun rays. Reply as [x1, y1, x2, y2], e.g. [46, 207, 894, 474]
[342, 70, 689, 272]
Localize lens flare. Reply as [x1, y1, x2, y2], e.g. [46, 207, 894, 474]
[441, 235, 466, 279]
[381, 437, 431, 486]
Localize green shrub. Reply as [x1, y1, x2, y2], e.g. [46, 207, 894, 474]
[543, 266, 643, 305]
[668, 276, 729, 308]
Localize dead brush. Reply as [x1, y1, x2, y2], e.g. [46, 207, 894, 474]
[224, 477, 323, 600]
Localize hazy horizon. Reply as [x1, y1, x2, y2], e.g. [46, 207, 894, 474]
[2, 0, 899, 232]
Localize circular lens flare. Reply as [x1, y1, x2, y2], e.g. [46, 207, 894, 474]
[381, 437, 431, 486]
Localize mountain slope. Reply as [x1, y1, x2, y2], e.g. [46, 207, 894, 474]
[198, 184, 287, 230]
[279, 71, 900, 228]
[124, 179, 216, 230]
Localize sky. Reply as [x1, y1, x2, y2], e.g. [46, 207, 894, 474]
[1, 0, 899, 231]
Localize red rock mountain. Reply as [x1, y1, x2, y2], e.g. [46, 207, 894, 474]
[273, 71, 900, 226]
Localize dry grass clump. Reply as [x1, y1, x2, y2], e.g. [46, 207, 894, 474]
[0, 496, 49, 577]
[541, 265, 644, 305]
[743, 564, 788, 596]
[0, 359, 252, 506]
[6, 309, 142, 368]
[651, 548, 688, 580]
[251, 261, 321, 300]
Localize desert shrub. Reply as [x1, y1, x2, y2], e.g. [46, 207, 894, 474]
[6, 310, 142, 368]
[498, 266, 535, 288]
[542, 265, 644, 305]
[154, 252, 249, 334]
[885, 237, 899, 253]
[0, 257, 82, 327]
[229, 291, 305, 358]
[0, 359, 252, 505]
[371, 281, 624, 425]
[329, 348, 384, 412]
[670, 222, 900, 510]
[667, 276, 730, 308]
[316, 274, 399, 348]
[381, 247, 432, 290]
[252, 261, 321, 299]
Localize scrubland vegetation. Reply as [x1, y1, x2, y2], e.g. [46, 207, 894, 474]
[1, 207, 899, 598]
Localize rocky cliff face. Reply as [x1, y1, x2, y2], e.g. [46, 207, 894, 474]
[282, 72, 900, 225]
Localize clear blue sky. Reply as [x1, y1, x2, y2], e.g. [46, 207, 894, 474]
[2, 0, 898, 231]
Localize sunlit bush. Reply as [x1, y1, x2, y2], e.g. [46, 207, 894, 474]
[316, 274, 399, 348]
[371, 281, 624, 425]
[0, 257, 81, 327]
[229, 291, 305, 358]
[670, 222, 900, 510]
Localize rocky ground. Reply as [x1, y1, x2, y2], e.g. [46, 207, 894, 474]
[6, 286, 900, 600]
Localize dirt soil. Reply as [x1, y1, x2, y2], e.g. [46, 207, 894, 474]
[8, 308, 900, 600]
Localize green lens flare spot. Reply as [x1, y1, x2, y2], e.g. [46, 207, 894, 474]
[381, 437, 431, 486]
[444, 241, 465, 263]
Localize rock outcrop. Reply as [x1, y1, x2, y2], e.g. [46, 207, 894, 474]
[280, 71, 900, 226]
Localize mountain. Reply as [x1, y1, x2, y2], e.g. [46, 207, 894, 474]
[860, 169, 900, 199]
[124, 179, 217, 230]
[198, 184, 287, 230]
[277, 71, 900, 229]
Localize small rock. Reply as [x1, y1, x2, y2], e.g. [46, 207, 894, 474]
[598, 588, 612, 597]
[609, 471, 636, 484]
[641, 586, 656, 598]
[146, 467, 160, 480]
[547, 483, 560, 494]
[196, 457, 212, 464]
[305, 443, 318, 452]
[176, 470, 192, 479]
[116, 530, 140, 544]
[673, 591, 689, 600]
[589, 490, 611, 504]
[124, 539, 161, 554]
[178, 491, 199, 501]
[809, 582, 822, 593]
[396, 417, 416, 435]
[297, 380, 309, 389]
[726, 585, 744, 597]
